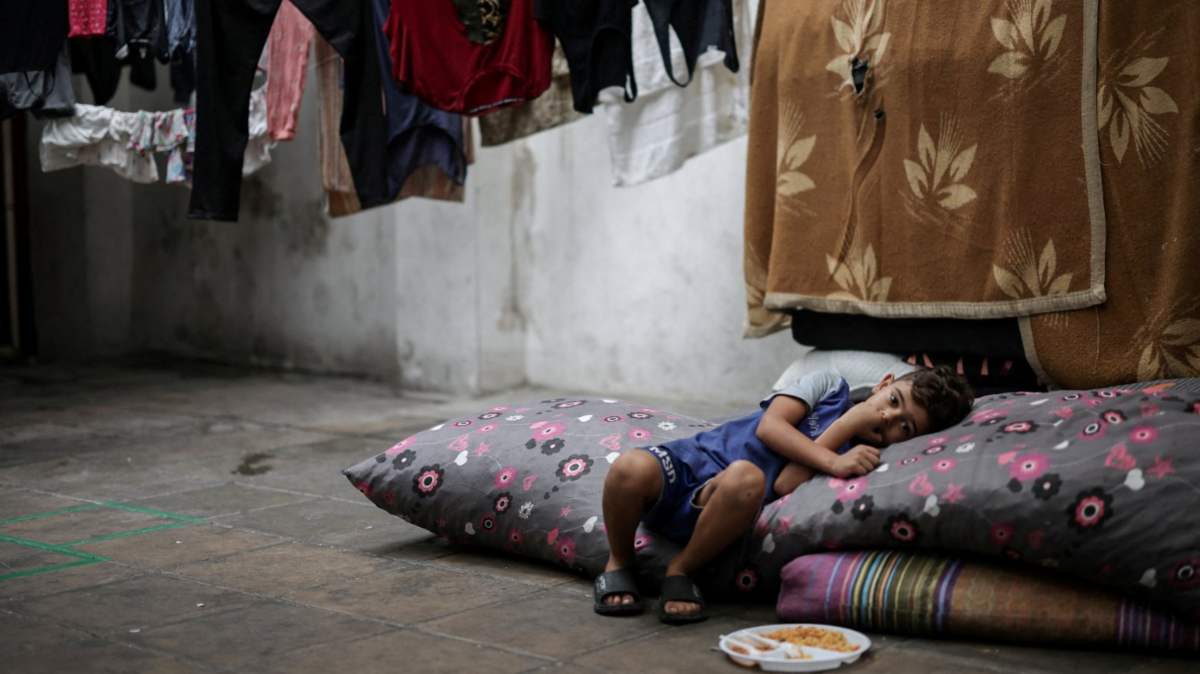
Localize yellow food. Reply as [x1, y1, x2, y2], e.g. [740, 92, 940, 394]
[761, 626, 861, 653]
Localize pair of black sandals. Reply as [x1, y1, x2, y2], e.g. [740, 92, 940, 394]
[593, 569, 708, 624]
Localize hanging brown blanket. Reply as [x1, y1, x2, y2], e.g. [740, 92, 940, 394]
[1021, 2, 1200, 388]
[744, 0, 1199, 389]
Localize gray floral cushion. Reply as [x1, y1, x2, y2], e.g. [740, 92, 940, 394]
[343, 382, 1200, 617]
[343, 397, 703, 579]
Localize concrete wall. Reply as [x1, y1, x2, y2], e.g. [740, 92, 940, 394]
[128, 72, 400, 380]
[499, 121, 802, 404]
[386, 113, 804, 404]
[27, 68, 400, 381]
[26, 78, 138, 362]
[27, 60, 804, 405]
[127, 155, 399, 381]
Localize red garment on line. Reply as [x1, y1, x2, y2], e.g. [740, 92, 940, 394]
[69, 0, 107, 38]
[265, 0, 315, 141]
[384, 0, 553, 116]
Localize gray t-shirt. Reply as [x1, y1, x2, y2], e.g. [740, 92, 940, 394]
[764, 371, 845, 412]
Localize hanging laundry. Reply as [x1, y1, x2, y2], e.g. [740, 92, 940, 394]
[42, 106, 183, 183]
[1, 1, 70, 75]
[127, 107, 191, 181]
[70, 39, 123, 105]
[368, 0, 466, 197]
[1, 44, 76, 121]
[68, 0, 191, 105]
[107, 0, 168, 61]
[40, 87, 275, 184]
[323, 143, 471, 216]
[240, 85, 276, 178]
[190, 0, 389, 222]
[169, 56, 195, 104]
[315, 37, 469, 217]
[478, 43, 585, 147]
[600, 0, 753, 186]
[69, 0, 109, 39]
[165, 0, 196, 60]
[266, 1, 314, 142]
[164, 110, 196, 183]
[534, 0, 638, 114]
[384, 0, 553, 116]
[643, 0, 738, 86]
[69, 37, 158, 106]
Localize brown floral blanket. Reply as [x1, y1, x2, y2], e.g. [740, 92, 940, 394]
[744, 0, 1199, 389]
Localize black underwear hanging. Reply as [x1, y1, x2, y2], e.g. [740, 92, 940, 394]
[535, 0, 638, 114]
[642, 0, 738, 87]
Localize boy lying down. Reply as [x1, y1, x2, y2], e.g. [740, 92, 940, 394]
[594, 366, 974, 624]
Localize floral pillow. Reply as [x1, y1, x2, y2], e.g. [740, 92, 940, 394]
[344, 382, 1200, 618]
[342, 397, 698, 580]
[709, 382, 1200, 618]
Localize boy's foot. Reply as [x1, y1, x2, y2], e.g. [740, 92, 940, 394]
[599, 559, 639, 608]
[658, 575, 708, 624]
[661, 597, 702, 617]
[594, 568, 643, 616]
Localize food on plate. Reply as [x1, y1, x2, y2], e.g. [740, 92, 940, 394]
[724, 639, 759, 669]
[723, 634, 814, 666]
[761, 626, 861, 653]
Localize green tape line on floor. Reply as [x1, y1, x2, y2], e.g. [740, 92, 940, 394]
[0, 534, 110, 561]
[0, 559, 100, 582]
[61, 520, 193, 547]
[103, 502, 206, 523]
[0, 504, 102, 526]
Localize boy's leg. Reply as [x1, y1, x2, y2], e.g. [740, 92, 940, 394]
[601, 450, 664, 606]
[774, 462, 817, 497]
[663, 460, 766, 616]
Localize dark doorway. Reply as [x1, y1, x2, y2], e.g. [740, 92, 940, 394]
[1, 115, 36, 360]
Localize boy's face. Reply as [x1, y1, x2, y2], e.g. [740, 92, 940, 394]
[851, 375, 932, 448]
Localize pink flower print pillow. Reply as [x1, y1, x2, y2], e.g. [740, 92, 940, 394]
[712, 382, 1200, 618]
[342, 397, 714, 578]
[345, 381, 1200, 620]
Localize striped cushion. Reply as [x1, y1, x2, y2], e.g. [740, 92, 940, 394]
[778, 551, 1200, 652]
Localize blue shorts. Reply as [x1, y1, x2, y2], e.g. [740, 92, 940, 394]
[637, 445, 718, 544]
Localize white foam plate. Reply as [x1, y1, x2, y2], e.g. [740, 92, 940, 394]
[717, 624, 871, 672]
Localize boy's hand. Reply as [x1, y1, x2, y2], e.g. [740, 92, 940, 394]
[836, 404, 882, 444]
[828, 445, 881, 478]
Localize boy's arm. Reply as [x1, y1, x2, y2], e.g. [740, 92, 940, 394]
[812, 413, 861, 453]
[756, 396, 880, 478]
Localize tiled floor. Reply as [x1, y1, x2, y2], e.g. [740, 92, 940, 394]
[0, 358, 1193, 673]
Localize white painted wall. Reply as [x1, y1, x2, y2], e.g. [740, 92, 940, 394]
[28, 60, 806, 405]
[391, 112, 804, 405]
[493, 117, 802, 404]
[27, 68, 400, 379]
[27, 77, 138, 361]
[122, 71, 400, 381]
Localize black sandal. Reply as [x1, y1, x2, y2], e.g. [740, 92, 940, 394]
[593, 569, 644, 616]
[658, 575, 708, 624]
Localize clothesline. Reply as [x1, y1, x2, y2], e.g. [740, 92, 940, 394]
[8, 0, 754, 222]
[39, 86, 274, 185]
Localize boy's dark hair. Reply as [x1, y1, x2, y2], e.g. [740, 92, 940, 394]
[896, 365, 975, 432]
